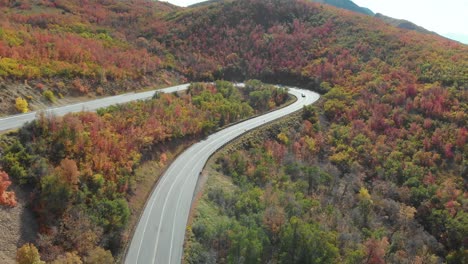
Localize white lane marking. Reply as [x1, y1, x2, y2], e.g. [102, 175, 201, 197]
[156, 99, 281, 262]
[151, 142, 213, 264]
[168, 158, 204, 262]
[131, 85, 198, 262]
[167, 122, 255, 262]
[128, 87, 319, 263]
[0, 84, 190, 130]
[163, 93, 316, 262]
[133, 153, 181, 262]
[165, 91, 314, 262]
[133, 144, 202, 262]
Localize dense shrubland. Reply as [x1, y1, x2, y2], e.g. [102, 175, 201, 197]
[1, 0, 466, 97]
[0, 0, 466, 262]
[0, 0, 182, 114]
[164, 0, 467, 89]
[0, 0, 175, 81]
[179, 1, 466, 262]
[187, 93, 466, 263]
[0, 80, 286, 262]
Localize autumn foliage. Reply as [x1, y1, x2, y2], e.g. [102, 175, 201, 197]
[165, 0, 467, 89]
[0, 81, 282, 262]
[179, 1, 466, 262]
[0, 0, 466, 262]
[0, 0, 183, 108]
[15, 97, 29, 113]
[0, 0, 170, 81]
[0, 170, 17, 207]
[16, 243, 44, 264]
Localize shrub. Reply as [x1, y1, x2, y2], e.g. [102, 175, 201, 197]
[72, 79, 89, 94]
[35, 83, 45, 90]
[15, 97, 29, 113]
[16, 243, 44, 264]
[0, 170, 17, 207]
[43, 90, 56, 103]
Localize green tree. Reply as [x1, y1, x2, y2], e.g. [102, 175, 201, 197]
[446, 211, 468, 250]
[0, 140, 32, 185]
[90, 198, 130, 232]
[39, 175, 72, 223]
[234, 187, 264, 217]
[84, 247, 114, 264]
[279, 217, 338, 264]
[43, 90, 57, 103]
[228, 224, 267, 264]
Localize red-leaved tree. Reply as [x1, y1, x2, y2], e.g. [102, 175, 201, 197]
[0, 170, 17, 207]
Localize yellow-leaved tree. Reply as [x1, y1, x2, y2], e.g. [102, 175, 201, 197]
[16, 243, 45, 264]
[15, 97, 29, 113]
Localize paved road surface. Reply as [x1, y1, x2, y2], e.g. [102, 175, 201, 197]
[125, 86, 320, 264]
[0, 84, 189, 131]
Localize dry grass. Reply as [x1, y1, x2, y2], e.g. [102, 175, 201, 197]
[0, 185, 37, 264]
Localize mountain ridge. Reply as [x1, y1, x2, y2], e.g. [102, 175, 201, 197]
[309, 0, 439, 36]
[312, 0, 374, 15]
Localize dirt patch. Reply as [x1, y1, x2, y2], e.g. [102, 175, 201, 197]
[0, 184, 38, 264]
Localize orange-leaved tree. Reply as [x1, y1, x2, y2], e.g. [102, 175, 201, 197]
[0, 170, 17, 207]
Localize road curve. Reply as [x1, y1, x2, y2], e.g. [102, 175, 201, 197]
[0, 84, 189, 131]
[125, 86, 320, 264]
[0, 84, 320, 264]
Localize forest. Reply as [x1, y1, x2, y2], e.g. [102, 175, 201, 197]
[1, 80, 288, 262]
[0, 0, 466, 263]
[173, 0, 466, 263]
[187, 97, 466, 263]
[0, 0, 175, 80]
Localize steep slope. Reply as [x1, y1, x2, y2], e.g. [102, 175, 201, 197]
[0, 0, 466, 262]
[0, 0, 448, 116]
[189, 0, 225, 8]
[0, 0, 181, 115]
[0, 80, 287, 263]
[165, 0, 466, 87]
[161, 0, 467, 261]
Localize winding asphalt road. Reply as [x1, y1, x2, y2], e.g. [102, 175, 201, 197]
[0, 84, 189, 131]
[0, 83, 320, 264]
[125, 86, 320, 264]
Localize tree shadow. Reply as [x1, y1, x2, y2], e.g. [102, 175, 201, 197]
[14, 184, 38, 248]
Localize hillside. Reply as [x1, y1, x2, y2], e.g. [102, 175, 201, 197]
[0, 0, 181, 115]
[164, 0, 466, 86]
[310, 0, 435, 35]
[0, 0, 461, 115]
[0, 80, 287, 263]
[162, 0, 466, 262]
[0, 0, 467, 263]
